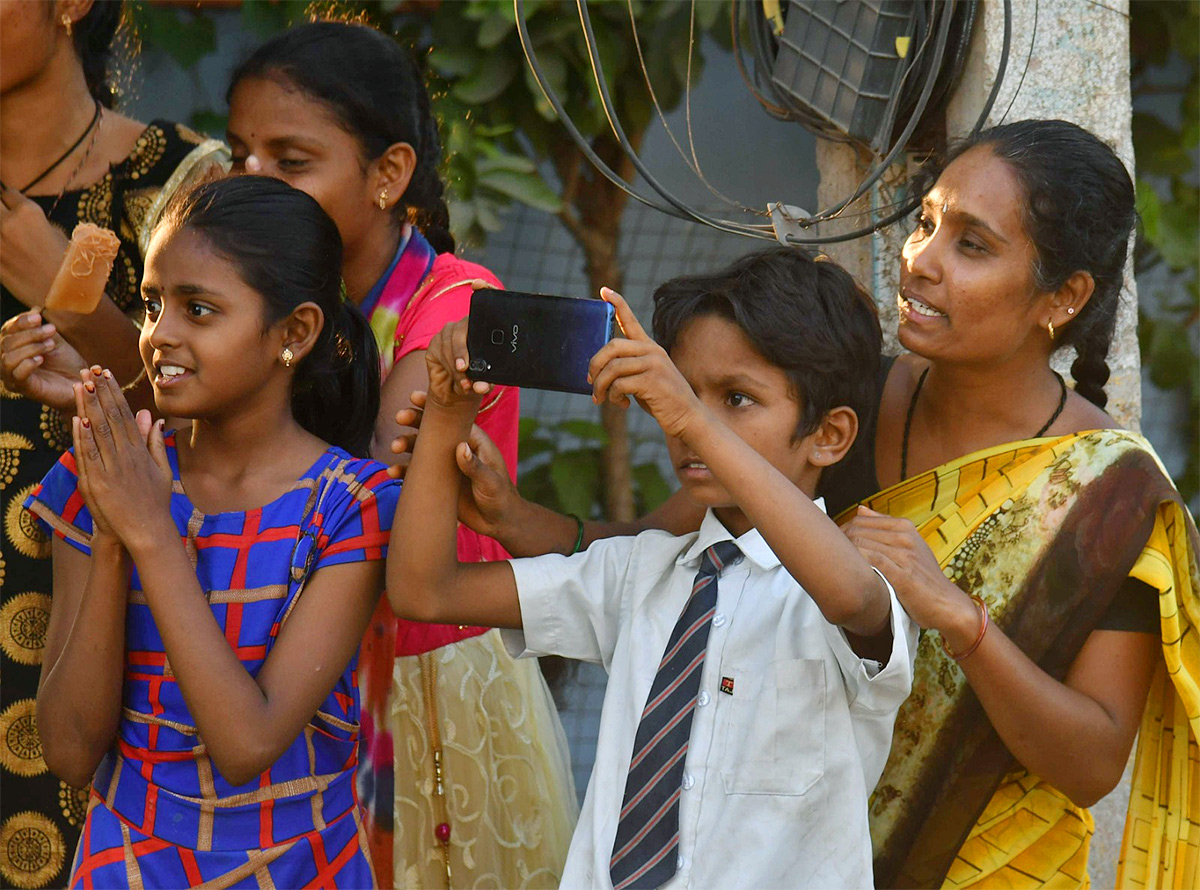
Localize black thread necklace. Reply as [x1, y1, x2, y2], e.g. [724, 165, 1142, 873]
[900, 367, 1068, 480]
[4, 99, 102, 193]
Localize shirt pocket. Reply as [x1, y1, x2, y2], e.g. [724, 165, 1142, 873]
[720, 657, 825, 796]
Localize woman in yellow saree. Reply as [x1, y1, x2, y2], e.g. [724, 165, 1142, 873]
[840, 119, 1200, 889]
[848, 431, 1198, 888]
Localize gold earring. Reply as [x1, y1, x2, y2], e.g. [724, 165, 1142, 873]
[61, 13, 73, 36]
[1047, 319, 1056, 341]
[378, 189, 388, 210]
[281, 347, 294, 368]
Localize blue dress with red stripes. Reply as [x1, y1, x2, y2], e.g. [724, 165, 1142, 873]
[24, 435, 400, 889]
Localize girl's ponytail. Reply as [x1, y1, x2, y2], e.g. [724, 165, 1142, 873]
[292, 300, 380, 457]
[158, 176, 381, 456]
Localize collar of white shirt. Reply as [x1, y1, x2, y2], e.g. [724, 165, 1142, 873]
[677, 497, 828, 572]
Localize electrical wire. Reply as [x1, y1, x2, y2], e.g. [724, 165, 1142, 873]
[513, 0, 1013, 245]
[572, 0, 774, 237]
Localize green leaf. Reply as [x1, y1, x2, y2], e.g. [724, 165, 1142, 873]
[1147, 320, 1195, 389]
[476, 153, 537, 175]
[554, 418, 609, 443]
[130, 4, 215, 70]
[478, 168, 563, 212]
[550, 449, 603, 518]
[632, 462, 672, 512]
[189, 109, 227, 138]
[452, 54, 520, 104]
[518, 462, 561, 512]
[429, 46, 481, 79]
[478, 11, 515, 48]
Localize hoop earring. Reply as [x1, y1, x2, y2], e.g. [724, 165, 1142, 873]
[378, 189, 388, 211]
[281, 347, 294, 368]
[61, 14, 73, 37]
[1047, 320, 1056, 341]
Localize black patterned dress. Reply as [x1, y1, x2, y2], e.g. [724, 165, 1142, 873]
[0, 121, 225, 890]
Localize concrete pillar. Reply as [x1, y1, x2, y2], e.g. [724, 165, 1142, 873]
[817, 0, 1140, 429]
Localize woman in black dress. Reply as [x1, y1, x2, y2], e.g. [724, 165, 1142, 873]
[0, 3, 224, 886]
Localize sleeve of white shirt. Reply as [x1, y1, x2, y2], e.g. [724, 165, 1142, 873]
[818, 568, 917, 714]
[500, 533, 642, 667]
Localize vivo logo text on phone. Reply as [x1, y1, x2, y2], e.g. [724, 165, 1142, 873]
[511, 325, 519, 353]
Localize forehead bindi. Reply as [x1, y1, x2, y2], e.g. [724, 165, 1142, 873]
[228, 77, 350, 148]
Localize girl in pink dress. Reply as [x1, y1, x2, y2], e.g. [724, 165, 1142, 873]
[224, 20, 577, 889]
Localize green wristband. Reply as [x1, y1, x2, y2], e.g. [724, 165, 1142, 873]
[568, 514, 585, 555]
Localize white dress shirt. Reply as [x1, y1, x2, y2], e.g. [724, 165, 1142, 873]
[504, 505, 917, 890]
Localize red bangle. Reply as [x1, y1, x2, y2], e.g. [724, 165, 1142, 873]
[941, 595, 989, 661]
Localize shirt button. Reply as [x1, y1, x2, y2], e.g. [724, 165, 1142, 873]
[676, 854, 686, 870]
[712, 613, 727, 628]
[681, 773, 695, 790]
[697, 691, 711, 707]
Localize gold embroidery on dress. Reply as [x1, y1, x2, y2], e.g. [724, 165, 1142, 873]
[0, 434, 33, 489]
[0, 592, 51, 666]
[0, 811, 65, 889]
[0, 699, 45, 776]
[58, 782, 88, 828]
[5, 488, 50, 560]
[38, 406, 70, 452]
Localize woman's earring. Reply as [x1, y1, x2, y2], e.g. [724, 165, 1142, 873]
[281, 347, 294, 368]
[1047, 319, 1056, 341]
[61, 14, 73, 36]
[378, 189, 388, 211]
[1066, 307, 1075, 315]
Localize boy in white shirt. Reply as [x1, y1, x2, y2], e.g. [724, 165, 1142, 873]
[388, 248, 916, 889]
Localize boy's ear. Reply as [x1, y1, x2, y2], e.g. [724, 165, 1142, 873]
[280, 302, 325, 365]
[807, 406, 858, 468]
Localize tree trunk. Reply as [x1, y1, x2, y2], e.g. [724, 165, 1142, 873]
[554, 134, 643, 521]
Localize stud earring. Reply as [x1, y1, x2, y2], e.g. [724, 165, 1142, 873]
[1066, 307, 1075, 315]
[378, 189, 388, 210]
[61, 13, 72, 36]
[281, 347, 294, 368]
[1047, 320, 1056, 341]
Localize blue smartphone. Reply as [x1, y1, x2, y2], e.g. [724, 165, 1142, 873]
[466, 289, 616, 394]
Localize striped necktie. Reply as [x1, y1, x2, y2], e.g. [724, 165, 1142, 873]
[609, 540, 743, 890]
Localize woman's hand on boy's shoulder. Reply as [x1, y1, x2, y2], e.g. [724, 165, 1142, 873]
[589, 288, 701, 440]
[424, 319, 491, 412]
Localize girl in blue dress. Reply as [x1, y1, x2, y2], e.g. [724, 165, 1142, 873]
[24, 175, 399, 888]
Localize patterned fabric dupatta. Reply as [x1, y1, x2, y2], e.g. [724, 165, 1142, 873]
[362, 223, 438, 374]
[841, 430, 1200, 889]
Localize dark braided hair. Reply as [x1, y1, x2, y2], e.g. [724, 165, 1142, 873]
[227, 20, 455, 254]
[918, 120, 1136, 409]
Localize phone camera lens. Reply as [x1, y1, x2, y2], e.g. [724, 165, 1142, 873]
[490, 329, 505, 345]
[468, 357, 489, 373]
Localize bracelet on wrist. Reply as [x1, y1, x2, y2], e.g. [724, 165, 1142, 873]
[941, 595, 989, 662]
[567, 514, 585, 555]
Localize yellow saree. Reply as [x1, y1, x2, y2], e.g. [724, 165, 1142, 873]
[847, 430, 1199, 889]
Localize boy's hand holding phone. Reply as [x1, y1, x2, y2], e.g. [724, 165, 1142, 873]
[590, 288, 704, 441]
[424, 319, 492, 412]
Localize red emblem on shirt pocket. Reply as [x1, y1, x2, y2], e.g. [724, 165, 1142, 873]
[720, 676, 735, 696]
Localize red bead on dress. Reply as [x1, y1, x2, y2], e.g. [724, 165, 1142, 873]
[435, 822, 451, 844]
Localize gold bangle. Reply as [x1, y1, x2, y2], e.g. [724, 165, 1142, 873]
[121, 366, 147, 392]
[941, 595, 989, 662]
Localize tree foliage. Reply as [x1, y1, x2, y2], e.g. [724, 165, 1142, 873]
[1130, 0, 1199, 504]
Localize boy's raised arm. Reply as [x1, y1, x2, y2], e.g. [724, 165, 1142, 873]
[590, 289, 891, 638]
[386, 321, 522, 629]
